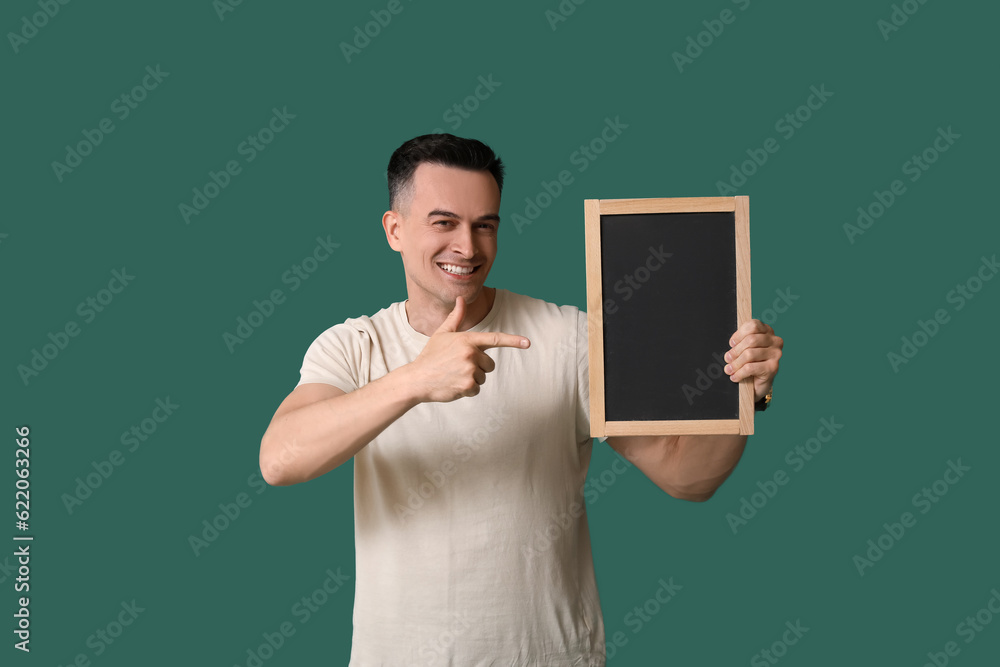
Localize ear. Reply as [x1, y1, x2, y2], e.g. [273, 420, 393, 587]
[382, 210, 403, 252]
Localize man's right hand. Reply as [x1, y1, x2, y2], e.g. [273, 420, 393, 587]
[407, 296, 530, 403]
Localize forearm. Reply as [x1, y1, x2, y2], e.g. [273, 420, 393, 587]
[663, 434, 747, 501]
[610, 433, 747, 501]
[260, 366, 422, 486]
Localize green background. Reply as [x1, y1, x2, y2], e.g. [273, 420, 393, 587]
[4, 0, 998, 664]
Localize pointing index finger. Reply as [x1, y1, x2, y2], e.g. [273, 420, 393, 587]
[465, 331, 531, 350]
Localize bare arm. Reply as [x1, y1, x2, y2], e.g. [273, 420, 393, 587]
[259, 369, 423, 486]
[607, 434, 747, 502]
[603, 319, 783, 501]
[260, 296, 529, 486]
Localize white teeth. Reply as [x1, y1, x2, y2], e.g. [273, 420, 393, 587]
[440, 263, 474, 275]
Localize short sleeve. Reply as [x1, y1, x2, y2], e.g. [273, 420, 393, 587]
[296, 323, 364, 394]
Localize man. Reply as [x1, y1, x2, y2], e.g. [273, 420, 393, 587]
[259, 134, 783, 665]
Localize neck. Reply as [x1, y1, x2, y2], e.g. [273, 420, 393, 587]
[405, 287, 496, 336]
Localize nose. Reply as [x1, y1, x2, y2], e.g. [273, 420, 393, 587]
[450, 223, 476, 259]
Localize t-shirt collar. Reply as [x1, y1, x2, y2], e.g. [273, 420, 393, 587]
[397, 288, 505, 344]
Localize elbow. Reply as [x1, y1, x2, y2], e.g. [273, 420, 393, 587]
[259, 461, 289, 487]
[259, 456, 288, 487]
[259, 435, 300, 487]
[661, 479, 722, 503]
[668, 488, 716, 503]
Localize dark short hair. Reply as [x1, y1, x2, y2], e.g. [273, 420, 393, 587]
[387, 134, 505, 212]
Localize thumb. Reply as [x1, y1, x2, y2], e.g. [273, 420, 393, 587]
[435, 296, 465, 334]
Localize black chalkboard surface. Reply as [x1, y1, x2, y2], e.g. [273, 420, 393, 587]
[585, 197, 753, 436]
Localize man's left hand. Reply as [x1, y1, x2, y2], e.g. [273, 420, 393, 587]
[724, 320, 783, 402]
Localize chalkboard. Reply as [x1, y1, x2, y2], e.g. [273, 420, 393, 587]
[585, 197, 753, 436]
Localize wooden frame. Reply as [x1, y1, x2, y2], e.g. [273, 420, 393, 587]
[585, 196, 753, 437]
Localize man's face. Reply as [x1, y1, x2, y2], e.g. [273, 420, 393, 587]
[384, 162, 501, 311]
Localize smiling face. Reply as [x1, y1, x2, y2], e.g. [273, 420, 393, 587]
[382, 162, 501, 331]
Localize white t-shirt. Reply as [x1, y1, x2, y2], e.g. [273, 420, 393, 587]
[297, 288, 606, 666]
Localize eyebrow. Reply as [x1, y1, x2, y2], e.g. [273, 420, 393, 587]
[426, 209, 500, 223]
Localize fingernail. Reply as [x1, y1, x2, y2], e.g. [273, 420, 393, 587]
[521, 338, 529, 348]
[725, 352, 732, 362]
[729, 338, 736, 346]
[724, 364, 732, 374]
